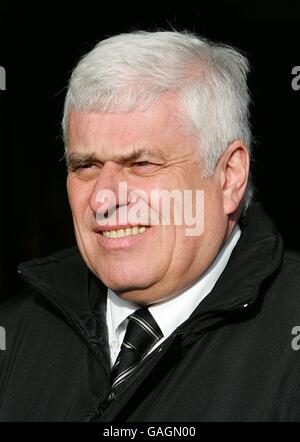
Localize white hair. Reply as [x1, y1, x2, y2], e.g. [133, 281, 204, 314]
[62, 30, 254, 211]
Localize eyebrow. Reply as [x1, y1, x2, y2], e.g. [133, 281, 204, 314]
[66, 152, 98, 168]
[66, 147, 166, 167]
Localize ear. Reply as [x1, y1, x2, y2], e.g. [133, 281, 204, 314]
[218, 140, 250, 215]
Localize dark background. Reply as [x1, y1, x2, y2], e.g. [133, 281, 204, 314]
[1, 1, 300, 296]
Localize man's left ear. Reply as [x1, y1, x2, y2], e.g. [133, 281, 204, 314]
[219, 140, 250, 215]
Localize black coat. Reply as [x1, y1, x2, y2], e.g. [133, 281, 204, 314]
[1, 204, 300, 422]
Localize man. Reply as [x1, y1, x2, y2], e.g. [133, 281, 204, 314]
[1, 30, 300, 422]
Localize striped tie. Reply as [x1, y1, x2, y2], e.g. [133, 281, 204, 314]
[110, 308, 163, 397]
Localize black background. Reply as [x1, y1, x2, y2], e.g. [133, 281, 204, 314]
[1, 1, 300, 296]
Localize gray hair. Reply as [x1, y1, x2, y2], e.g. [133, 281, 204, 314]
[62, 30, 254, 212]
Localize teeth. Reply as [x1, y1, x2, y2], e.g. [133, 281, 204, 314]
[132, 227, 139, 235]
[102, 226, 148, 238]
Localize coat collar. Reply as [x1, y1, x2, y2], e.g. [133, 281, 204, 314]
[201, 202, 283, 311]
[18, 247, 103, 320]
[176, 203, 284, 338]
[18, 247, 111, 374]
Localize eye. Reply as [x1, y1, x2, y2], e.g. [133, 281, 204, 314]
[78, 163, 94, 169]
[68, 162, 96, 172]
[130, 160, 162, 175]
[67, 162, 101, 182]
[134, 161, 151, 167]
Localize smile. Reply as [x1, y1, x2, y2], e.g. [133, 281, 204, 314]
[101, 226, 148, 239]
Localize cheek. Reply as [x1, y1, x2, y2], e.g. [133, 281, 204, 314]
[160, 227, 202, 278]
[176, 224, 201, 249]
[67, 179, 92, 221]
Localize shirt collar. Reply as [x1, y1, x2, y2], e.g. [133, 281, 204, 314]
[107, 224, 241, 337]
[107, 288, 139, 334]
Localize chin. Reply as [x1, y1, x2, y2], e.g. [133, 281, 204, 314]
[94, 261, 156, 288]
[116, 290, 154, 306]
[105, 279, 152, 293]
[100, 274, 156, 298]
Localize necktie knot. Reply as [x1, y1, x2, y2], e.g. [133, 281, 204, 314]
[111, 308, 163, 395]
[123, 309, 162, 354]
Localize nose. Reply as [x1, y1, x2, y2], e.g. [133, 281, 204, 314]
[89, 162, 127, 221]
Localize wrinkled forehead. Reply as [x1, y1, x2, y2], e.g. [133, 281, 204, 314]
[66, 104, 200, 161]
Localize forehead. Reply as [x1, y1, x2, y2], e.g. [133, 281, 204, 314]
[67, 96, 197, 158]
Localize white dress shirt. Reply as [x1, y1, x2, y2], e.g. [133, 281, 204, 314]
[106, 224, 241, 366]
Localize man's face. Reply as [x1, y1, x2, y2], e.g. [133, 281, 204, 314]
[67, 94, 228, 305]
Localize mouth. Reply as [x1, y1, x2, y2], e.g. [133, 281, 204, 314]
[101, 226, 148, 239]
[95, 225, 152, 249]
